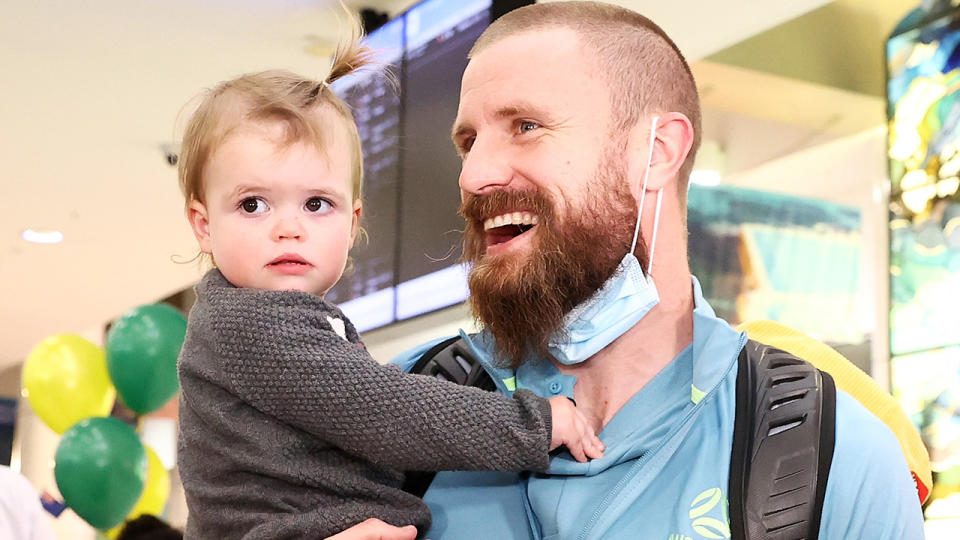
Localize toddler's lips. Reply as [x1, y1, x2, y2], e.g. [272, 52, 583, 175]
[268, 254, 311, 275]
[269, 253, 309, 265]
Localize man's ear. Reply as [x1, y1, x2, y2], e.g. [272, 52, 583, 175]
[630, 112, 695, 195]
[187, 200, 213, 254]
[350, 199, 363, 244]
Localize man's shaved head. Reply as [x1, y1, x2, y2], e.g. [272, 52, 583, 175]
[470, 1, 701, 208]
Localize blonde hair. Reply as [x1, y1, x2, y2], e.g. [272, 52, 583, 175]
[178, 16, 374, 211]
[471, 1, 701, 210]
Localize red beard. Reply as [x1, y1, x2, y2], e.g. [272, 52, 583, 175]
[458, 151, 647, 368]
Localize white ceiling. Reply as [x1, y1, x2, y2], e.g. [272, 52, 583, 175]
[0, 0, 836, 370]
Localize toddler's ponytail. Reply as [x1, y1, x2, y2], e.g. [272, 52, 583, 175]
[325, 8, 377, 87]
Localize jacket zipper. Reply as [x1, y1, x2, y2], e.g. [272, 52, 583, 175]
[575, 332, 747, 540]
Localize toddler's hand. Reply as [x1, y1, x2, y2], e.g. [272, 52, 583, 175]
[325, 519, 418, 540]
[548, 396, 604, 462]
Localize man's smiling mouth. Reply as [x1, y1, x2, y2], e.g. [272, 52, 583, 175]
[483, 212, 538, 246]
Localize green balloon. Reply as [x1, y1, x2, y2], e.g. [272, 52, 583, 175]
[106, 303, 187, 414]
[54, 417, 147, 530]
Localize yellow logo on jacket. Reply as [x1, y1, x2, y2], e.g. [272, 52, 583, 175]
[679, 487, 731, 539]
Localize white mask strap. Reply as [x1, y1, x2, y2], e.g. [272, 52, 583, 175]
[630, 115, 660, 267]
[647, 188, 663, 274]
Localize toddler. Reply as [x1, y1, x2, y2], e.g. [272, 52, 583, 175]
[175, 28, 603, 540]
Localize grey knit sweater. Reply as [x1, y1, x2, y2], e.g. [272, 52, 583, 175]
[177, 269, 552, 539]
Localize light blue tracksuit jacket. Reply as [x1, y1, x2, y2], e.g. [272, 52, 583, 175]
[391, 278, 924, 539]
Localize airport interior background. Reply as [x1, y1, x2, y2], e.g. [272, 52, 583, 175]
[2, 0, 960, 537]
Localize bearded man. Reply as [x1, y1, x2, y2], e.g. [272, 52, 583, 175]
[338, 2, 925, 540]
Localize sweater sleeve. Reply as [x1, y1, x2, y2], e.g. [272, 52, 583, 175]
[206, 289, 551, 473]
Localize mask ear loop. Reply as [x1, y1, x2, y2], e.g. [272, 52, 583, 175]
[647, 189, 663, 275]
[630, 115, 660, 275]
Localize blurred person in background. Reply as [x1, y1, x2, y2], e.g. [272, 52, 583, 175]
[0, 465, 56, 540]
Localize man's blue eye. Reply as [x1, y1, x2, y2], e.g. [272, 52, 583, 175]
[305, 197, 332, 213]
[240, 197, 267, 214]
[519, 121, 539, 133]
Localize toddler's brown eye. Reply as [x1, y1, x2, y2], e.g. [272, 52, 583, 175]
[240, 198, 266, 214]
[305, 197, 331, 213]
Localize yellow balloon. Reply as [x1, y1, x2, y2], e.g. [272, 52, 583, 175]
[103, 445, 170, 538]
[21, 334, 116, 434]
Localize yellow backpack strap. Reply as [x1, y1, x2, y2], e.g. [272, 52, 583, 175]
[736, 320, 932, 504]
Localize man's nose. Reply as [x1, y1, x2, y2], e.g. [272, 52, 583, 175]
[458, 134, 512, 195]
[271, 213, 305, 241]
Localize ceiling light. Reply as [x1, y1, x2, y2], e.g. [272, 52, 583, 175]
[690, 169, 723, 186]
[690, 139, 726, 187]
[22, 229, 64, 244]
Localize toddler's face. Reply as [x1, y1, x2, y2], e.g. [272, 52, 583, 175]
[188, 114, 360, 297]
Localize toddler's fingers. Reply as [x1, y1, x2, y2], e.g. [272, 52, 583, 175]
[594, 435, 605, 451]
[584, 437, 604, 460]
[324, 519, 417, 540]
[579, 420, 596, 444]
[568, 438, 588, 462]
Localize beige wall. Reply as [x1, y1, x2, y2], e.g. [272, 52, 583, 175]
[0, 365, 20, 399]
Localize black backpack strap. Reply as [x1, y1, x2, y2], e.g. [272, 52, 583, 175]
[410, 335, 496, 391]
[729, 340, 837, 540]
[402, 336, 492, 497]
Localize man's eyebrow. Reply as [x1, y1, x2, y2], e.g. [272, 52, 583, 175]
[451, 102, 553, 143]
[493, 102, 551, 120]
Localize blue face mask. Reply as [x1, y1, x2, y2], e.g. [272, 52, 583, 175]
[548, 115, 664, 365]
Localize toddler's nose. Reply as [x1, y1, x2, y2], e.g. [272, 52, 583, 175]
[271, 215, 304, 241]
